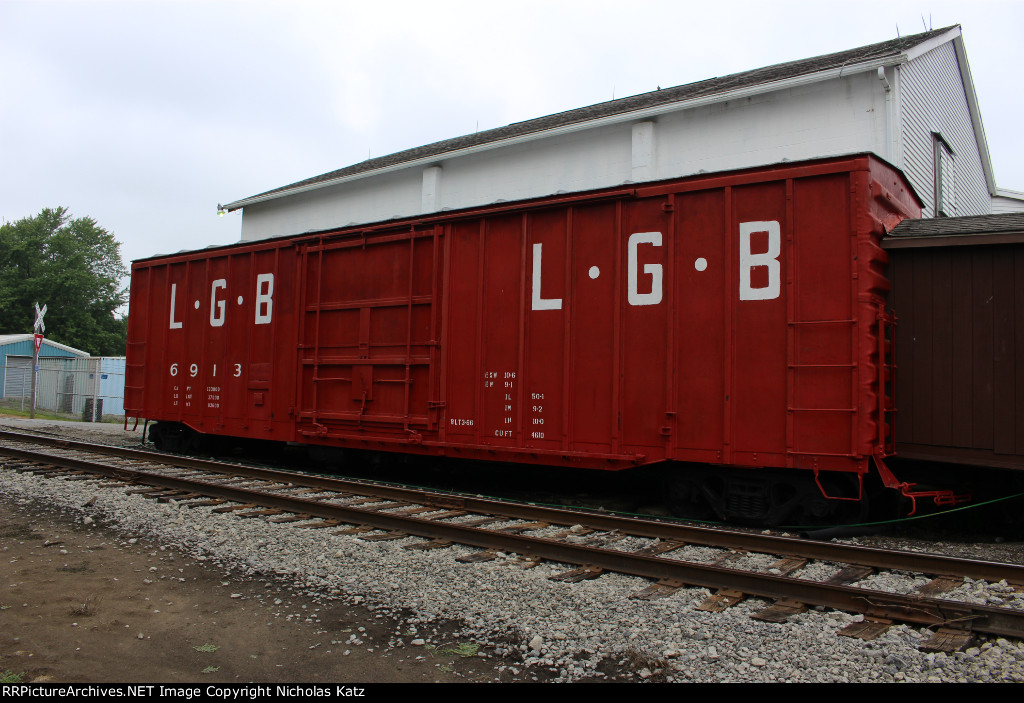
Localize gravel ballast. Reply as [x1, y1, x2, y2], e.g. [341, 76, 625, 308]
[2, 419, 1024, 683]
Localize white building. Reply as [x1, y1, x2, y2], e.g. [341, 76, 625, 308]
[223, 25, 1023, 241]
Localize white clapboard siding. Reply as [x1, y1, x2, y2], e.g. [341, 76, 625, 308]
[899, 41, 990, 218]
[235, 30, 1001, 242]
[240, 74, 887, 242]
[991, 193, 1024, 214]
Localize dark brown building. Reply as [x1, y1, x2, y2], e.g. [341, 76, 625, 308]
[885, 212, 1024, 470]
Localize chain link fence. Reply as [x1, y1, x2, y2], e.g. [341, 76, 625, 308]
[0, 356, 126, 421]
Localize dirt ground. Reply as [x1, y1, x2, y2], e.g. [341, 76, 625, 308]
[0, 493, 520, 684]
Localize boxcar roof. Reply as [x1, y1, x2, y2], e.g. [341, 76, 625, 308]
[884, 212, 1024, 248]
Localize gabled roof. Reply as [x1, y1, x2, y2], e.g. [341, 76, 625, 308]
[0, 334, 90, 356]
[224, 25, 959, 212]
[884, 212, 1024, 248]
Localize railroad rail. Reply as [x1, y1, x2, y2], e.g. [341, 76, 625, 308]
[2, 428, 1023, 648]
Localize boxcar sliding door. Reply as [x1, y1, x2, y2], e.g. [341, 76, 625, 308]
[295, 227, 444, 441]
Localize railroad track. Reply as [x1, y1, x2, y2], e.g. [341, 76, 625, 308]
[2, 428, 1023, 651]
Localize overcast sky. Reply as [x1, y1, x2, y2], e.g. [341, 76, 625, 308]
[2, 0, 1022, 269]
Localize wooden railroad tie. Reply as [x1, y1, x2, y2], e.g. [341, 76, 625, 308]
[580, 530, 626, 547]
[388, 505, 440, 517]
[838, 617, 893, 641]
[751, 599, 807, 623]
[513, 555, 543, 569]
[696, 589, 745, 612]
[157, 492, 202, 503]
[184, 498, 228, 508]
[403, 539, 453, 551]
[549, 566, 604, 583]
[915, 576, 962, 598]
[826, 564, 874, 585]
[236, 508, 286, 519]
[551, 526, 597, 539]
[457, 516, 503, 528]
[769, 556, 808, 576]
[364, 501, 409, 512]
[269, 513, 314, 524]
[126, 487, 171, 496]
[295, 519, 343, 529]
[212, 503, 258, 514]
[456, 550, 498, 563]
[425, 510, 469, 520]
[633, 540, 686, 556]
[632, 579, 687, 600]
[709, 550, 745, 566]
[358, 531, 408, 542]
[920, 628, 974, 653]
[497, 521, 549, 534]
[334, 525, 376, 535]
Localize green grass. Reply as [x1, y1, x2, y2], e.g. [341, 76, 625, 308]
[0, 405, 74, 422]
[0, 401, 125, 424]
[438, 642, 479, 658]
[1, 670, 25, 684]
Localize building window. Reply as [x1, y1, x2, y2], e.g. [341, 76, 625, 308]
[932, 132, 955, 217]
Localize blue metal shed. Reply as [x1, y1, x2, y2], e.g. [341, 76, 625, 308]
[1, 334, 128, 419]
[1, 334, 89, 399]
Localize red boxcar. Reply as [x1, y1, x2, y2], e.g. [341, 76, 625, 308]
[126, 154, 924, 521]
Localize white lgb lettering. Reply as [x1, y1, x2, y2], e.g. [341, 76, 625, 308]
[169, 283, 183, 329]
[209, 279, 227, 327]
[531, 243, 562, 311]
[628, 232, 663, 306]
[255, 273, 274, 324]
[738, 221, 781, 301]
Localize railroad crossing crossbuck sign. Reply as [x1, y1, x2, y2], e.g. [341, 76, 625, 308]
[34, 302, 47, 334]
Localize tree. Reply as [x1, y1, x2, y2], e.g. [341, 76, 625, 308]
[0, 207, 128, 356]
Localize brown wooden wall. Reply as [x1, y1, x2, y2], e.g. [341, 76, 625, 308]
[887, 241, 1024, 469]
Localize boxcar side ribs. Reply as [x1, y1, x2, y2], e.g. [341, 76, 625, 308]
[129, 155, 1002, 523]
